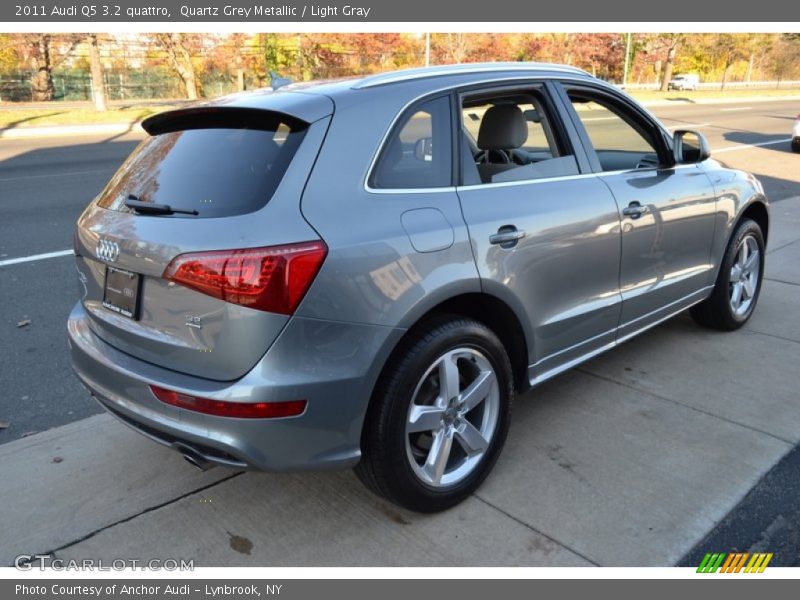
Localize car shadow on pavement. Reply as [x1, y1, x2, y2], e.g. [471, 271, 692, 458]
[722, 131, 796, 155]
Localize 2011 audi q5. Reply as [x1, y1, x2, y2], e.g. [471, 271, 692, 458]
[69, 63, 768, 512]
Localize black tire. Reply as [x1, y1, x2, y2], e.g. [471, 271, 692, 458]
[355, 316, 513, 513]
[792, 139, 800, 153]
[690, 218, 765, 330]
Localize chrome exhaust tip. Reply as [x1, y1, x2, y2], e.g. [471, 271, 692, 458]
[173, 443, 216, 472]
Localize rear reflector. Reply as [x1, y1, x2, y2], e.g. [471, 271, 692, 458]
[150, 385, 307, 419]
[163, 241, 327, 315]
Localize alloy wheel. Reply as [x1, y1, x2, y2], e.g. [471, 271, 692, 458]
[404, 348, 500, 488]
[729, 234, 760, 317]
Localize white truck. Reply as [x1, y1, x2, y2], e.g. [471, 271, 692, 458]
[668, 74, 700, 91]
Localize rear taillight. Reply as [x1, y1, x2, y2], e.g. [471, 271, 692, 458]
[150, 385, 307, 419]
[163, 241, 327, 315]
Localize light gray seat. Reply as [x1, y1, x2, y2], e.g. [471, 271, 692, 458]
[476, 104, 528, 183]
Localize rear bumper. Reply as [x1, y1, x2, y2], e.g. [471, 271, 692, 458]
[68, 302, 404, 472]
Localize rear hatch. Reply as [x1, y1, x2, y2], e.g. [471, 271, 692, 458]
[74, 92, 333, 381]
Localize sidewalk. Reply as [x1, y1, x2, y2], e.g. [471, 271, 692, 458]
[0, 122, 144, 140]
[2, 197, 799, 567]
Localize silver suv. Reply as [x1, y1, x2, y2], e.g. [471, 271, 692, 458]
[69, 63, 768, 512]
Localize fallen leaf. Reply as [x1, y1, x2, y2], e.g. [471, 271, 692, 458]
[17, 319, 31, 328]
[0, 421, 9, 429]
[52, 456, 63, 464]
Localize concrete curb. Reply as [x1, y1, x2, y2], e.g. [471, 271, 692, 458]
[637, 94, 800, 107]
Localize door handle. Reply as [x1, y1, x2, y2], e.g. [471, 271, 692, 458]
[489, 226, 526, 248]
[622, 201, 649, 219]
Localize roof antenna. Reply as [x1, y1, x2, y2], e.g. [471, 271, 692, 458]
[270, 71, 293, 91]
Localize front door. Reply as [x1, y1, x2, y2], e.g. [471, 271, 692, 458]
[560, 86, 717, 339]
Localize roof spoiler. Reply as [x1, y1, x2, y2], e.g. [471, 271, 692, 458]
[141, 106, 307, 136]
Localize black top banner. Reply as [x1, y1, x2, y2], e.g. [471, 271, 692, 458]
[4, 0, 800, 22]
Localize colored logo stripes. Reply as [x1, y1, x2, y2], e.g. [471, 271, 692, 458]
[696, 552, 773, 573]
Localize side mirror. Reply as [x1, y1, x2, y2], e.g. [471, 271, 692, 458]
[414, 137, 434, 162]
[673, 130, 710, 164]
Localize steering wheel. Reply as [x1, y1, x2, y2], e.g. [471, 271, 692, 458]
[475, 149, 511, 165]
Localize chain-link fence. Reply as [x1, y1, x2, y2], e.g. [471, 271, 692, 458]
[0, 69, 259, 102]
[3, 68, 800, 103]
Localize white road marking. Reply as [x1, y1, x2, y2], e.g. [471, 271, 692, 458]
[581, 116, 618, 122]
[0, 168, 108, 183]
[720, 107, 753, 112]
[0, 249, 73, 267]
[666, 123, 710, 129]
[713, 138, 793, 154]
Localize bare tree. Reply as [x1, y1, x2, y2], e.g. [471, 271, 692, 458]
[30, 34, 54, 101]
[659, 34, 683, 91]
[155, 33, 201, 99]
[88, 34, 108, 111]
[715, 34, 749, 90]
[436, 34, 469, 64]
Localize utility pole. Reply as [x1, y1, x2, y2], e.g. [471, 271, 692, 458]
[623, 32, 632, 86]
[425, 33, 431, 67]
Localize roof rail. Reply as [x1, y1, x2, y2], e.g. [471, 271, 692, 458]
[352, 62, 592, 89]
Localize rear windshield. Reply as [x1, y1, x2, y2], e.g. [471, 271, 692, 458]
[97, 111, 308, 218]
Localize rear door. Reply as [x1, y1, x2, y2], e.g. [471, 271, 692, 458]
[74, 98, 332, 381]
[558, 84, 717, 339]
[455, 82, 623, 383]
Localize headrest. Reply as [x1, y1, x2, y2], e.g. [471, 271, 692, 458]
[477, 105, 528, 150]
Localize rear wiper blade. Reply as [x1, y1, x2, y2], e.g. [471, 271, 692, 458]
[124, 195, 198, 216]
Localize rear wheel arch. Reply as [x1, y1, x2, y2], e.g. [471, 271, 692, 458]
[374, 292, 531, 401]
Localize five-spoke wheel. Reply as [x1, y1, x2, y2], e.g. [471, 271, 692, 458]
[404, 348, 500, 488]
[729, 234, 760, 317]
[356, 318, 512, 512]
[691, 218, 765, 330]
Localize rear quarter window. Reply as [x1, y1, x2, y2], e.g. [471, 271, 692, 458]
[369, 95, 453, 190]
[97, 111, 308, 218]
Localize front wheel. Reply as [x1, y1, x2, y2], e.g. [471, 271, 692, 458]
[355, 317, 513, 512]
[690, 218, 765, 330]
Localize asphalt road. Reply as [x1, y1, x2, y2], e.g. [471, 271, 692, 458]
[0, 99, 798, 443]
[0, 133, 141, 439]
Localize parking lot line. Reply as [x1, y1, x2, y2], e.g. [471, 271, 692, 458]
[720, 107, 753, 112]
[0, 249, 72, 267]
[665, 123, 710, 129]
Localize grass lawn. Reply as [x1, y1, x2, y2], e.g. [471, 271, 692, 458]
[0, 105, 179, 129]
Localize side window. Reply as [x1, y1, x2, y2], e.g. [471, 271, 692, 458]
[567, 92, 661, 172]
[371, 96, 452, 189]
[460, 91, 579, 185]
